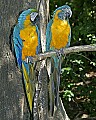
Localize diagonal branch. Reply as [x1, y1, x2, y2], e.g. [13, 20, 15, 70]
[32, 44, 96, 62]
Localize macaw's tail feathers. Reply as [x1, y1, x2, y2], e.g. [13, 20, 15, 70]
[54, 67, 60, 108]
[52, 56, 61, 108]
[49, 70, 55, 116]
[53, 57, 61, 108]
[47, 58, 55, 116]
[22, 61, 36, 114]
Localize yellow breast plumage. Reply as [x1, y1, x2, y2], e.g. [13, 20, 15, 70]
[50, 10, 70, 49]
[20, 15, 38, 60]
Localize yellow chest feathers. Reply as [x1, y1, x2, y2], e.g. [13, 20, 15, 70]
[50, 10, 70, 49]
[20, 25, 38, 60]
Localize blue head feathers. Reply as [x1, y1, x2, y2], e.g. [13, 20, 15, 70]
[53, 5, 72, 20]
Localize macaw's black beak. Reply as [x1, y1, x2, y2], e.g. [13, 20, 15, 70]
[65, 12, 70, 19]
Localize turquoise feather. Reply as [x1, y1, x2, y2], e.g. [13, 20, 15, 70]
[13, 9, 41, 114]
[46, 5, 72, 116]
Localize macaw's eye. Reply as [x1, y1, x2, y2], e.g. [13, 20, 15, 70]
[58, 12, 65, 20]
[62, 8, 66, 11]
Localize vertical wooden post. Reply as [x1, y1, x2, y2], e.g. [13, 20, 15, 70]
[35, 1, 70, 120]
[37, 0, 49, 52]
[39, 0, 49, 119]
[36, 0, 49, 119]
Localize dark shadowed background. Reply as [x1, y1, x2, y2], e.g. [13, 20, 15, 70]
[0, 0, 37, 119]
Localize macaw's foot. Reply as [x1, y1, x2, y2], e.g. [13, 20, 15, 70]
[55, 49, 61, 59]
[25, 56, 34, 63]
[59, 48, 64, 55]
[55, 48, 65, 59]
[59, 48, 66, 58]
[55, 48, 66, 62]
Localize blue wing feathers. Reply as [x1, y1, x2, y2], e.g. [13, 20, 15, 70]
[13, 25, 22, 68]
[46, 19, 53, 51]
[18, 9, 32, 28]
[13, 25, 23, 47]
[36, 25, 41, 54]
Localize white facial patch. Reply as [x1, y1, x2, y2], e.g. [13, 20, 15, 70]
[30, 12, 38, 21]
[69, 9, 72, 18]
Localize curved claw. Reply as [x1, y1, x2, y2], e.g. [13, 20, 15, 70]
[59, 48, 64, 55]
[55, 49, 61, 60]
[55, 48, 65, 59]
[25, 56, 34, 63]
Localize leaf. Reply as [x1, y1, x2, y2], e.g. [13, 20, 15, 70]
[90, 62, 96, 66]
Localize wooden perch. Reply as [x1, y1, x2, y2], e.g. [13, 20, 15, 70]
[30, 44, 96, 62]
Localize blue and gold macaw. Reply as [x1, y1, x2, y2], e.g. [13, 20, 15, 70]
[13, 9, 41, 114]
[46, 5, 72, 115]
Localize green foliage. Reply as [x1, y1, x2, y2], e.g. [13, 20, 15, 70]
[63, 90, 74, 101]
[50, 0, 96, 118]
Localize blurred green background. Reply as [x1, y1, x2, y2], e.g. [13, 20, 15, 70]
[50, 0, 96, 119]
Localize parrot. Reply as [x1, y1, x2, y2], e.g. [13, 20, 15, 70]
[13, 9, 41, 115]
[46, 5, 72, 116]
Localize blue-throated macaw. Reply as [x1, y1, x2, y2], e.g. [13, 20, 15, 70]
[46, 5, 72, 115]
[13, 9, 41, 114]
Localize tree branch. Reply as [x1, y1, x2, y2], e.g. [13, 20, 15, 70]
[31, 44, 96, 62]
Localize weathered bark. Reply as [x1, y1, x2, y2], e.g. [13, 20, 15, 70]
[37, 0, 70, 120]
[27, 44, 96, 62]
[37, 0, 49, 119]
[0, 0, 37, 119]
